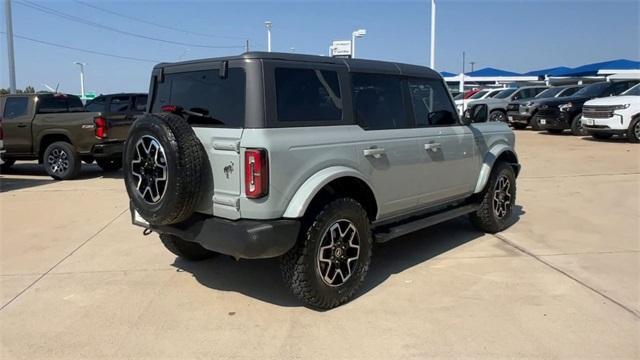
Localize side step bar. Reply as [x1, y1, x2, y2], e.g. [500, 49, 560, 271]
[373, 203, 480, 243]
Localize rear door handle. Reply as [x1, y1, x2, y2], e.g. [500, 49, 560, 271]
[363, 148, 385, 159]
[424, 143, 441, 152]
[17, 124, 27, 128]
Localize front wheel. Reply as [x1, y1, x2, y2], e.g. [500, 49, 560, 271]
[43, 142, 81, 180]
[628, 117, 640, 143]
[96, 158, 123, 172]
[469, 162, 517, 234]
[570, 114, 587, 136]
[489, 110, 507, 122]
[280, 198, 372, 309]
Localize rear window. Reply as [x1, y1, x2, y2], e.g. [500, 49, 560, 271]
[153, 68, 245, 127]
[3, 97, 28, 119]
[275, 68, 342, 122]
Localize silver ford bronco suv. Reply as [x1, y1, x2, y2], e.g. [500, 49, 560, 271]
[124, 52, 520, 309]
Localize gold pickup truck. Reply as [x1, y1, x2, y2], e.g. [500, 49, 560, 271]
[0, 92, 146, 179]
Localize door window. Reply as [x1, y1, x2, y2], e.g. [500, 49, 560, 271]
[109, 96, 131, 112]
[408, 78, 458, 126]
[275, 68, 342, 122]
[352, 73, 409, 130]
[133, 95, 148, 111]
[3, 97, 28, 119]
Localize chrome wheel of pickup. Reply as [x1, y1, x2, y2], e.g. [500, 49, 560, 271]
[492, 175, 512, 219]
[131, 135, 168, 204]
[317, 219, 361, 287]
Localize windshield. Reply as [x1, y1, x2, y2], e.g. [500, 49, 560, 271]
[558, 86, 582, 97]
[573, 82, 609, 97]
[486, 90, 502, 98]
[622, 83, 640, 96]
[535, 87, 564, 99]
[494, 89, 517, 99]
[469, 90, 489, 99]
[453, 93, 465, 100]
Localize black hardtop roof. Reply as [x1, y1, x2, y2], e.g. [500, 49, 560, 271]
[154, 52, 442, 79]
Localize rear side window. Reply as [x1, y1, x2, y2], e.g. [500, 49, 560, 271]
[3, 97, 28, 119]
[110, 96, 131, 112]
[38, 96, 68, 114]
[408, 78, 458, 126]
[154, 68, 245, 127]
[85, 97, 105, 112]
[352, 73, 409, 130]
[275, 68, 342, 122]
[67, 97, 85, 112]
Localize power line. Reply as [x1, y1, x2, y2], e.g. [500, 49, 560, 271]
[1, 31, 161, 63]
[16, 0, 245, 49]
[73, 0, 252, 42]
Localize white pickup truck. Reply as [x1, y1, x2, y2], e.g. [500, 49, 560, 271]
[581, 84, 640, 142]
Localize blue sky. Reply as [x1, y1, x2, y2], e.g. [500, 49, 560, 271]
[1, 0, 638, 94]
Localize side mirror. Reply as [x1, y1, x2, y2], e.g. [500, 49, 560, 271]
[465, 104, 488, 124]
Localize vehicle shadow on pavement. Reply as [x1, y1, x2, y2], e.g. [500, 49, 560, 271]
[172, 206, 524, 309]
[0, 163, 123, 192]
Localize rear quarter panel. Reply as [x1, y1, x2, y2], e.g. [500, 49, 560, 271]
[33, 112, 101, 154]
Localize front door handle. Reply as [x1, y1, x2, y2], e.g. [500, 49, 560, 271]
[424, 143, 441, 152]
[363, 148, 385, 159]
[17, 123, 27, 128]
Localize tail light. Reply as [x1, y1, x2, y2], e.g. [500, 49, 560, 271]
[94, 116, 107, 139]
[245, 148, 268, 199]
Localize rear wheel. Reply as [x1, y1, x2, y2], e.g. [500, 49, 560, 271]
[160, 233, 217, 261]
[43, 141, 81, 180]
[469, 162, 517, 234]
[0, 159, 15, 173]
[96, 158, 122, 172]
[280, 198, 372, 309]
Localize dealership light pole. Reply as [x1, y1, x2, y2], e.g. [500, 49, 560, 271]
[265, 21, 272, 52]
[5, 0, 17, 94]
[430, 0, 436, 69]
[351, 29, 366, 59]
[74, 62, 86, 98]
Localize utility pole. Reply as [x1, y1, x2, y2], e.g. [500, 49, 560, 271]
[74, 62, 86, 98]
[245, 40, 250, 52]
[459, 51, 465, 93]
[470, 61, 476, 72]
[430, 0, 436, 69]
[265, 21, 272, 52]
[5, 0, 17, 94]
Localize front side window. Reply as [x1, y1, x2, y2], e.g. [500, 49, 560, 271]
[275, 68, 342, 122]
[352, 73, 409, 130]
[3, 97, 28, 119]
[408, 78, 458, 126]
[109, 96, 131, 112]
[154, 68, 245, 127]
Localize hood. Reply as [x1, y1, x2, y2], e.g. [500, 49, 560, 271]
[536, 95, 592, 107]
[469, 98, 506, 106]
[584, 95, 640, 106]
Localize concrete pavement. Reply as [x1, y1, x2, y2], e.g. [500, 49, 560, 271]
[0, 131, 638, 359]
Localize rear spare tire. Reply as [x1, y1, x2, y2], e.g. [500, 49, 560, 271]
[123, 113, 206, 225]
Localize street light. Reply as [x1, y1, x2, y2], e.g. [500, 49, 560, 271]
[265, 21, 272, 52]
[74, 62, 86, 98]
[430, 0, 436, 69]
[351, 29, 366, 59]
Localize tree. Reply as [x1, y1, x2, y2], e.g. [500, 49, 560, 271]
[24, 85, 35, 93]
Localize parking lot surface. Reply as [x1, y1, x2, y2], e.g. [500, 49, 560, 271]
[1, 131, 638, 359]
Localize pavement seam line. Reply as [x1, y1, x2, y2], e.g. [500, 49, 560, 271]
[492, 233, 640, 319]
[0, 207, 128, 312]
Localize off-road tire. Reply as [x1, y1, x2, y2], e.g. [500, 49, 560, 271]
[547, 129, 564, 135]
[96, 158, 123, 172]
[0, 159, 15, 173]
[43, 141, 81, 180]
[628, 117, 640, 143]
[591, 133, 613, 140]
[489, 110, 507, 122]
[124, 113, 207, 225]
[159, 233, 217, 261]
[469, 162, 516, 234]
[280, 198, 372, 309]
[570, 113, 587, 136]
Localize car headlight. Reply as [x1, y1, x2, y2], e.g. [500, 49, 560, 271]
[612, 104, 631, 110]
[559, 102, 573, 111]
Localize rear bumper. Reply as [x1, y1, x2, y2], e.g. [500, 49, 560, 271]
[131, 205, 301, 259]
[91, 141, 124, 158]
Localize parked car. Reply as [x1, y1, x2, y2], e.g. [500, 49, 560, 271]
[453, 89, 481, 101]
[124, 52, 520, 309]
[506, 85, 584, 129]
[0, 93, 133, 179]
[536, 80, 639, 135]
[581, 83, 640, 142]
[466, 86, 548, 122]
[456, 88, 505, 115]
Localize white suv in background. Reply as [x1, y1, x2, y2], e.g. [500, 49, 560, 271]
[582, 84, 640, 142]
[455, 88, 505, 115]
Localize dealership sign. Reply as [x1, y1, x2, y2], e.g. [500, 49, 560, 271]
[331, 40, 352, 58]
